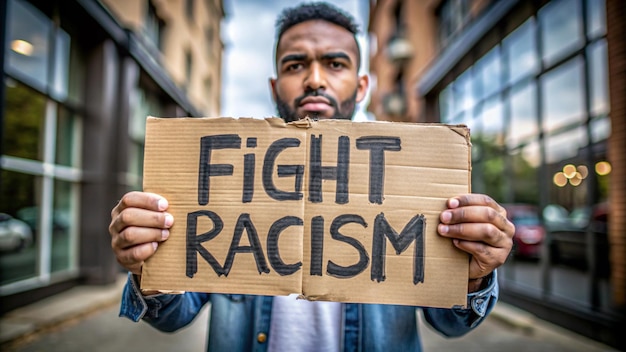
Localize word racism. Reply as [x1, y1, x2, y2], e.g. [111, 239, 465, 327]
[186, 133, 426, 285]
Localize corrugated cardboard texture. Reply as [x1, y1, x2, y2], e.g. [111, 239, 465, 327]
[141, 117, 471, 308]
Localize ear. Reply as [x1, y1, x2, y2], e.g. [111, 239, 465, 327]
[269, 78, 278, 102]
[355, 74, 369, 103]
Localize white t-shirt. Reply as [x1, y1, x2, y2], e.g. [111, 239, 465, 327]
[268, 294, 342, 352]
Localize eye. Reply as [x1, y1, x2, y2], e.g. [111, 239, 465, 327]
[285, 63, 303, 72]
[328, 61, 345, 70]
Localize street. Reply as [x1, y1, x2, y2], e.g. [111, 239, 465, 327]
[4, 300, 617, 352]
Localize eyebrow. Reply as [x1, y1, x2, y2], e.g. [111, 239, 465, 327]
[280, 52, 353, 65]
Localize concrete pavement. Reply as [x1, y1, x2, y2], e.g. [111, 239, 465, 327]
[0, 273, 619, 351]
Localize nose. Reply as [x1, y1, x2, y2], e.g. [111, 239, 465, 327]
[304, 62, 326, 91]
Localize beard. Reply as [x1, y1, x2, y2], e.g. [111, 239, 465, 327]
[275, 89, 357, 122]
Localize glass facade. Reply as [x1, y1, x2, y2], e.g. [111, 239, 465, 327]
[438, 0, 610, 311]
[1, 0, 83, 291]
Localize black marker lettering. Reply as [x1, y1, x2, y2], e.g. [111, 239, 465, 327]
[263, 138, 303, 201]
[223, 213, 270, 276]
[308, 135, 350, 204]
[371, 213, 425, 284]
[355, 137, 401, 204]
[198, 135, 241, 205]
[310, 216, 324, 276]
[242, 137, 257, 203]
[186, 210, 225, 278]
[326, 214, 369, 278]
[267, 216, 303, 276]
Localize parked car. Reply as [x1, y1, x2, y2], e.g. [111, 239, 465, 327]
[503, 204, 546, 260]
[0, 213, 33, 252]
[544, 202, 610, 276]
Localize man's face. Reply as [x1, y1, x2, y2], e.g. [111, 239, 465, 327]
[270, 20, 369, 122]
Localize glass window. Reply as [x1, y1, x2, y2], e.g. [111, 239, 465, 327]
[6, 0, 51, 92]
[544, 127, 587, 165]
[476, 97, 505, 201]
[475, 46, 502, 100]
[587, 0, 607, 39]
[51, 179, 76, 273]
[51, 29, 71, 101]
[503, 19, 539, 85]
[439, 84, 453, 123]
[55, 107, 81, 167]
[511, 140, 540, 204]
[588, 39, 609, 117]
[508, 82, 538, 149]
[3, 79, 46, 161]
[590, 116, 610, 143]
[479, 96, 504, 146]
[0, 170, 40, 285]
[540, 57, 586, 134]
[539, 0, 584, 67]
[455, 68, 475, 115]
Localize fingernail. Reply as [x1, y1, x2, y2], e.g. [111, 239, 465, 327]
[449, 198, 459, 208]
[161, 229, 170, 241]
[453, 239, 460, 246]
[441, 211, 452, 223]
[439, 224, 449, 234]
[152, 242, 158, 251]
[164, 214, 174, 227]
[158, 198, 169, 211]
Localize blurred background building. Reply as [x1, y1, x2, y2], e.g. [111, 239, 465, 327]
[1, 0, 624, 350]
[369, 0, 624, 349]
[0, 0, 224, 312]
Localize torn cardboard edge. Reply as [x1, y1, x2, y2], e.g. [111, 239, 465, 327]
[140, 116, 472, 308]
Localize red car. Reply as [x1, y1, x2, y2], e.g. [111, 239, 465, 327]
[503, 204, 546, 260]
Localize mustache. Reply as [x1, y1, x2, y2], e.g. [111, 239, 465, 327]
[294, 89, 339, 109]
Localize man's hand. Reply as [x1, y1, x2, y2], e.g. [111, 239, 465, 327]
[437, 194, 515, 292]
[109, 191, 174, 276]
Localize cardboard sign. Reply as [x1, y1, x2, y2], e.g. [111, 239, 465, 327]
[141, 117, 471, 308]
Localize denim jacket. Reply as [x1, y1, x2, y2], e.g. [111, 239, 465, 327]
[120, 271, 498, 351]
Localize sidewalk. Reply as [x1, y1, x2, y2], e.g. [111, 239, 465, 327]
[0, 274, 619, 351]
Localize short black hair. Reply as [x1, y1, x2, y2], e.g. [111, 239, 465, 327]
[274, 2, 361, 69]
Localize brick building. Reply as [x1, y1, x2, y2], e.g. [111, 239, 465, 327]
[369, 0, 624, 349]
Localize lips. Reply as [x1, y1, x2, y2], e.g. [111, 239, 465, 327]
[299, 96, 331, 112]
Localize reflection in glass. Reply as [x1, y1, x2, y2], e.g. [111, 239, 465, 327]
[539, 0, 583, 66]
[479, 96, 504, 146]
[439, 85, 453, 123]
[6, 0, 51, 92]
[456, 69, 475, 114]
[511, 140, 540, 204]
[0, 170, 40, 285]
[56, 107, 80, 167]
[3, 79, 46, 161]
[544, 127, 587, 165]
[590, 116, 611, 143]
[508, 82, 538, 149]
[588, 40, 609, 117]
[587, 0, 607, 39]
[475, 46, 502, 100]
[51, 29, 71, 101]
[503, 19, 538, 85]
[541, 57, 585, 134]
[51, 180, 75, 273]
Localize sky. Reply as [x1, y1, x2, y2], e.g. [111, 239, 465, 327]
[220, 0, 372, 121]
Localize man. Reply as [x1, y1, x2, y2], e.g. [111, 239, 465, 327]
[110, 3, 515, 351]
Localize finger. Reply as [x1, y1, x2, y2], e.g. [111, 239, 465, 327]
[438, 222, 511, 247]
[112, 226, 170, 251]
[448, 194, 504, 213]
[441, 205, 512, 233]
[115, 242, 159, 275]
[110, 207, 174, 236]
[111, 191, 168, 219]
